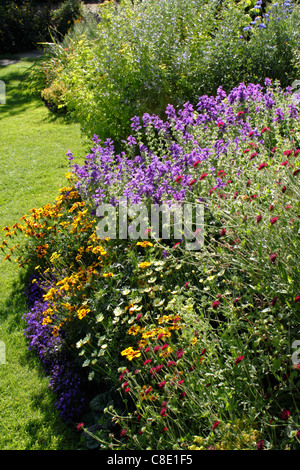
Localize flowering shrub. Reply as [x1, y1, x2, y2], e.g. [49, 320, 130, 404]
[2, 78, 300, 449]
[30, 0, 300, 145]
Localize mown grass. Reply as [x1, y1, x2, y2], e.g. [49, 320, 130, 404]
[0, 57, 87, 449]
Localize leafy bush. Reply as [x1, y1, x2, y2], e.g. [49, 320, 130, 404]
[0, 0, 83, 53]
[50, 0, 84, 40]
[0, 0, 52, 53]
[2, 78, 300, 450]
[31, 0, 300, 146]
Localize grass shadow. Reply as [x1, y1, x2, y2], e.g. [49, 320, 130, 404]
[0, 56, 77, 126]
[0, 58, 43, 117]
[0, 267, 37, 331]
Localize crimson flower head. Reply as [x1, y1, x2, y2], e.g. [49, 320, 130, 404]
[217, 121, 225, 127]
[235, 355, 244, 365]
[258, 163, 268, 170]
[283, 149, 293, 157]
[270, 253, 277, 263]
[233, 297, 240, 304]
[219, 228, 227, 236]
[76, 422, 84, 431]
[262, 127, 270, 133]
[176, 348, 184, 359]
[212, 300, 220, 310]
[257, 440, 265, 450]
[256, 214, 262, 223]
[293, 168, 300, 176]
[199, 173, 208, 180]
[295, 295, 300, 303]
[176, 175, 183, 183]
[167, 360, 176, 367]
[189, 179, 196, 186]
[193, 160, 200, 168]
[281, 409, 291, 421]
[294, 149, 300, 156]
[212, 421, 220, 430]
[270, 216, 278, 225]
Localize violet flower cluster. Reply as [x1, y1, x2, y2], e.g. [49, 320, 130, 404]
[22, 277, 88, 422]
[71, 80, 299, 209]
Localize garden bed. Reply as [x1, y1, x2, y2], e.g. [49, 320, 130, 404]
[1, 0, 300, 451]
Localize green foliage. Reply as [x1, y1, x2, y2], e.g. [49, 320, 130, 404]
[0, 0, 52, 53]
[0, 0, 83, 53]
[32, 0, 300, 146]
[50, 0, 84, 40]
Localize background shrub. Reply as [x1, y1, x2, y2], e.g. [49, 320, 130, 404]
[0, 0, 83, 54]
[31, 0, 300, 147]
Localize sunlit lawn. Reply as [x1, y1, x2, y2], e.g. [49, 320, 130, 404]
[0, 57, 87, 449]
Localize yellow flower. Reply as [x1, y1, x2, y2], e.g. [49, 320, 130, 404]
[159, 346, 173, 358]
[43, 287, 57, 300]
[52, 326, 60, 337]
[120, 347, 141, 361]
[77, 307, 91, 320]
[50, 251, 61, 263]
[103, 272, 114, 277]
[137, 339, 147, 348]
[138, 261, 151, 269]
[128, 325, 141, 336]
[92, 245, 107, 256]
[136, 241, 153, 248]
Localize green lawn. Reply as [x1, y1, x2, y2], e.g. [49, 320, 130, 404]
[0, 57, 88, 450]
